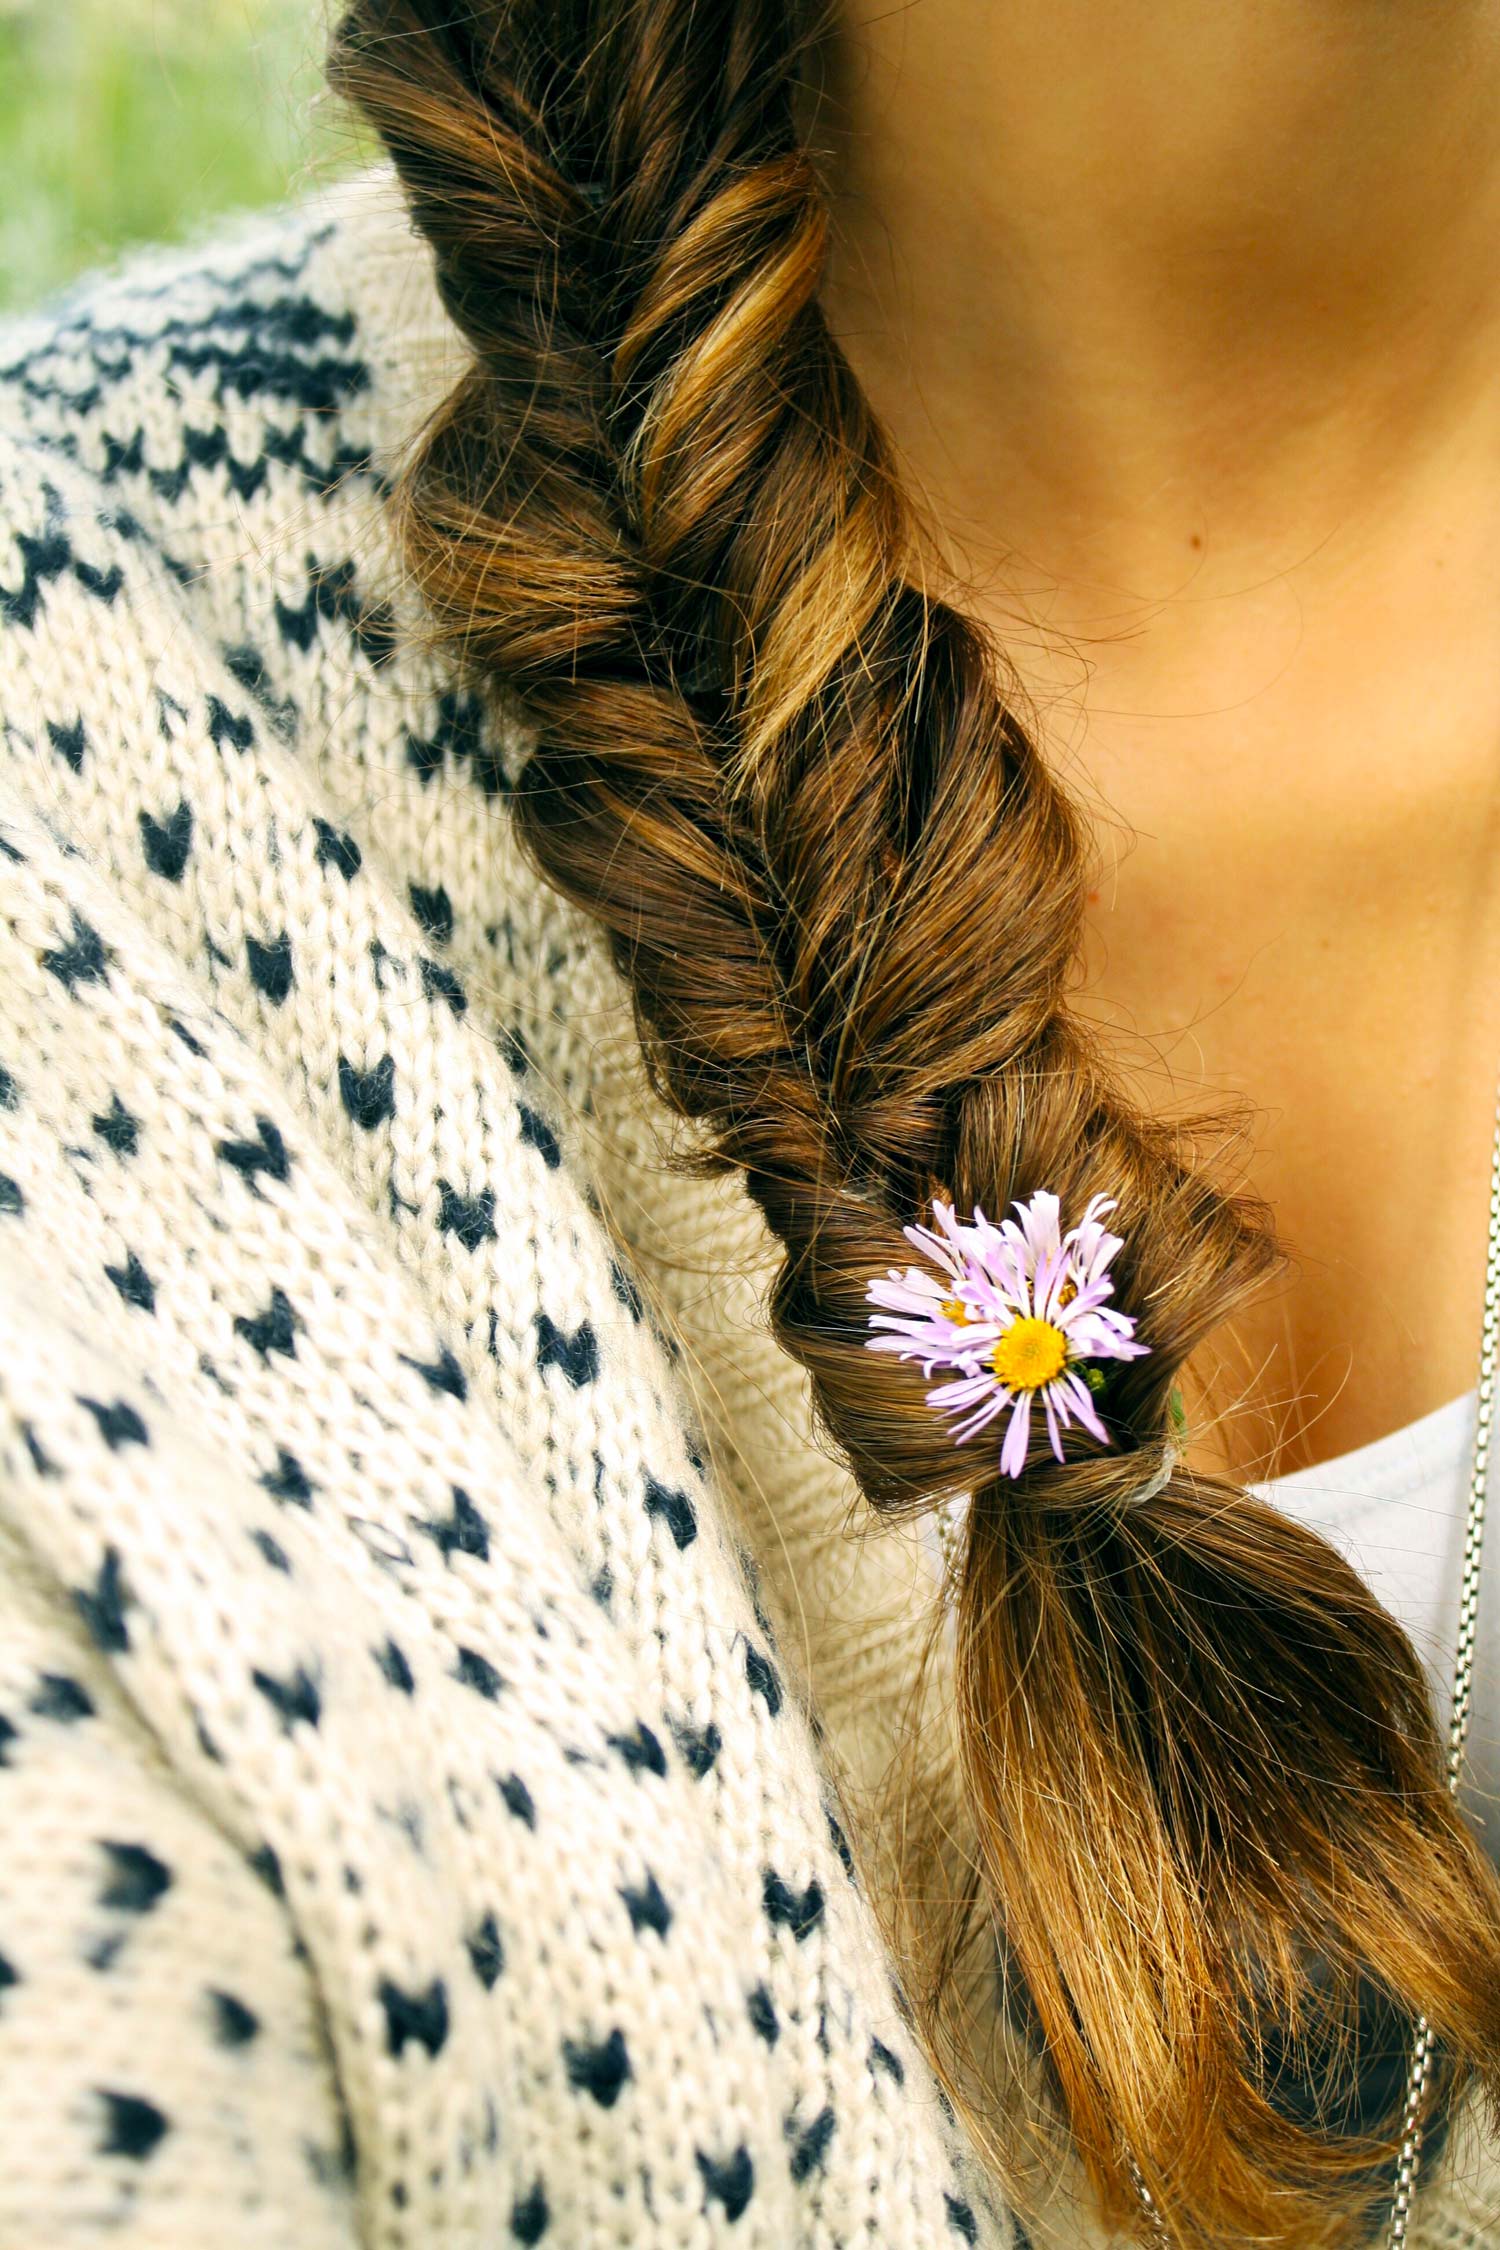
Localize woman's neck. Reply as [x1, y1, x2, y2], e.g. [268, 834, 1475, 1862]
[813, 0, 1500, 622]
[811, 1, 1500, 1479]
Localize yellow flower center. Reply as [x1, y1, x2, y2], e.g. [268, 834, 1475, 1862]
[990, 1316, 1069, 1393]
[940, 1296, 968, 1324]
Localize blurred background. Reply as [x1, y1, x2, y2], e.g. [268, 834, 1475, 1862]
[1, 0, 364, 314]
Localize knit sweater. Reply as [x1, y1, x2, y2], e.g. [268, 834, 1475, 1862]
[0, 164, 1494, 2250]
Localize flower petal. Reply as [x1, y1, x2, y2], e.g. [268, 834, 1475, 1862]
[931, 1367, 1004, 1409]
[949, 1390, 1013, 1444]
[1012, 1190, 1062, 1271]
[1000, 1391, 1033, 1478]
[1062, 1372, 1111, 1446]
[866, 1274, 948, 1322]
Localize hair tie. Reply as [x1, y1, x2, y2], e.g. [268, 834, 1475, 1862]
[1131, 1436, 1179, 1507]
[864, 1188, 1152, 1479]
[1130, 1383, 1192, 1503]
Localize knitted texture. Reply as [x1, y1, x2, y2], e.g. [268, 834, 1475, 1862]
[0, 164, 1494, 2250]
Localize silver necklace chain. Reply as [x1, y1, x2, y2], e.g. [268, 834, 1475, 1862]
[1380, 1070, 1500, 2247]
[934, 1079, 1500, 2246]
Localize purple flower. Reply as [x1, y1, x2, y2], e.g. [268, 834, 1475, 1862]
[864, 1189, 1150, 1477]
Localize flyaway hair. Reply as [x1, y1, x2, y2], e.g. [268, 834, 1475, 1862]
[326, 5, 1500, 2241]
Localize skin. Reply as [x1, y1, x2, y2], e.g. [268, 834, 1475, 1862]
[813, 0, 1500, 1480]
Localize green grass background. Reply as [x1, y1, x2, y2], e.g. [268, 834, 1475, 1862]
[1, 0, 368, 314]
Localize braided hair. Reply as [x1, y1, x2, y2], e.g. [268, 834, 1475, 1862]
[327, 5, 1500, 2239]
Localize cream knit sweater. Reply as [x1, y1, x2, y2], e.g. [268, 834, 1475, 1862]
[0, 164, 1494, 2250]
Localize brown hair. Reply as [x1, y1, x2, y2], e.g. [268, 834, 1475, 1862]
[326, 4, 1500, 2240]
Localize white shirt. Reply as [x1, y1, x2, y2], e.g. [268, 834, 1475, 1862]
[1258, 1389, 1500, 1855]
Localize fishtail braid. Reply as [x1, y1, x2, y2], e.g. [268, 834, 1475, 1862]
[330, 6, 1500, 2241]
